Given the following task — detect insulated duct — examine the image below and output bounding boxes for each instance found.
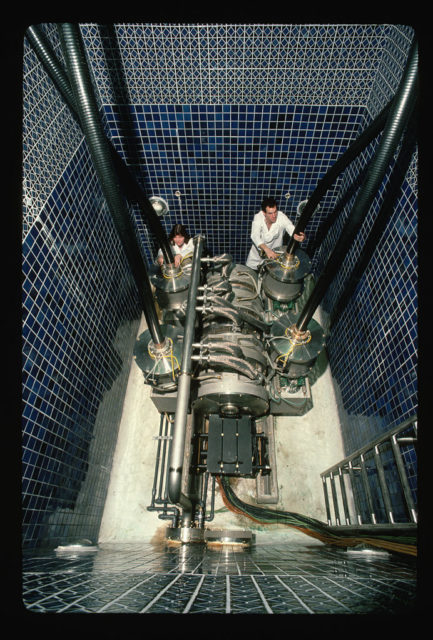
[295,38,418,333]
[26,24,174,266]
[284,97,394,258]
[328,104,417,329]
[58,22,164,345]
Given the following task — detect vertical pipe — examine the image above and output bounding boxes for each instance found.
[322,476,332,526]
[348,461,363,525]
[337,467,351,526]
[391,434,418,523]
[167,235,205,525]
[58,23,164,345]
[373,445,394,523]
[330,471,341,526]
[360,454,376,524]
[296,39,418,333]
[328,106,417,329]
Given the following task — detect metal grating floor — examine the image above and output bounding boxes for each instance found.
[22,542,417,614]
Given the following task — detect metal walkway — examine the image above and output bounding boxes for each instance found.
[22,541,416,614]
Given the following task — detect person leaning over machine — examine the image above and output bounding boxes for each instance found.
[246,197,305,271]
[157,223,194,268]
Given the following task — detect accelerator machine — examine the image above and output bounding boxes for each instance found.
[134,235,325,544]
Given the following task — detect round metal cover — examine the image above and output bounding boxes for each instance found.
[270,310,325,365]
[264,246,311,283]
[134,323,183,384]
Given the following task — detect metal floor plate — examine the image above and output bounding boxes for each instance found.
[22,542,417,614]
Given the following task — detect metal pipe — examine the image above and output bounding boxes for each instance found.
[57,23,164,345]
[391,434,417,523]
[167,235,205,525]
[296,39,418,333]
[26,24,174,265]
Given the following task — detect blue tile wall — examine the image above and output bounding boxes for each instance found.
[22,71,142,545]
[103,102,366,264]
[22,22,417,548]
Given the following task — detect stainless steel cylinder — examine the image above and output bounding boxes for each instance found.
[262,247,311,302]
[167,236,204,521]
[269,310,325,379]
[193,371,269,417]
[133,323,183,386]
[151,264,191,310]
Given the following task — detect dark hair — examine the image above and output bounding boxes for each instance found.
[261,197,278,212]
[168,223,191,244]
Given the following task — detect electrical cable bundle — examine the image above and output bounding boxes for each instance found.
[217,476,417,557]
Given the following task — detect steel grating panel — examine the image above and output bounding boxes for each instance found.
[22,543,417,614]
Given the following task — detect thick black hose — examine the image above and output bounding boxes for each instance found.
[26,24,174,265]
[329,105,417,330]
[285,99,394,256]
[296,39,418,333]
[306,163,369,256]
[57,23,164,344]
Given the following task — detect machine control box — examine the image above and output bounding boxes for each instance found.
[206,416,253,475]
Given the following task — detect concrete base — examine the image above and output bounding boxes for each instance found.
[98,309,346,546]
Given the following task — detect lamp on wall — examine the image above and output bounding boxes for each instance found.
[149,196,169,217]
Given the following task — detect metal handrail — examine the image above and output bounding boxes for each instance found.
[321,415,417,527]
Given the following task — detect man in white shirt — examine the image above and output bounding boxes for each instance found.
[246,197,305,270]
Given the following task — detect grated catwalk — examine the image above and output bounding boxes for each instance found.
[22,543,417,614]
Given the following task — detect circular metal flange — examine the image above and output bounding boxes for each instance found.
[264,247,311,283]
[133,323,183,386]
[270,310,325,378]
[205,529,254,547]
[262,248,311,302]
[193,371,269,417]
[151,266,192,310]
[165,527,206,544]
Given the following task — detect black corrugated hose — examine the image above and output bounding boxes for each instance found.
[26,24,174,266]
[296,38,418,333]
[57,23,164,345]
[285,99,394,256]
[328,101,418,329]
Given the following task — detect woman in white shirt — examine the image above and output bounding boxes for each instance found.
[157,224,194,268]
[246,197,305,270]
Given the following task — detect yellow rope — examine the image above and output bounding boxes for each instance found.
[276,328,312,368]
[180,252,193,264]
[276,254,300,271]
[147,337,180,381]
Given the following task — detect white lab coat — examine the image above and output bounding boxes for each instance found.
[157,238,194,262]
[246,210,295,269]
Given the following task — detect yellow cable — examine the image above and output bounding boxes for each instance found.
[276,329,312,368]
[276,254,300,271]
[147,337,180,381]
[180,252,193,264]
[162,267,183,279]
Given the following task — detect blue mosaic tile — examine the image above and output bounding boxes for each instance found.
[22,23,416,549]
